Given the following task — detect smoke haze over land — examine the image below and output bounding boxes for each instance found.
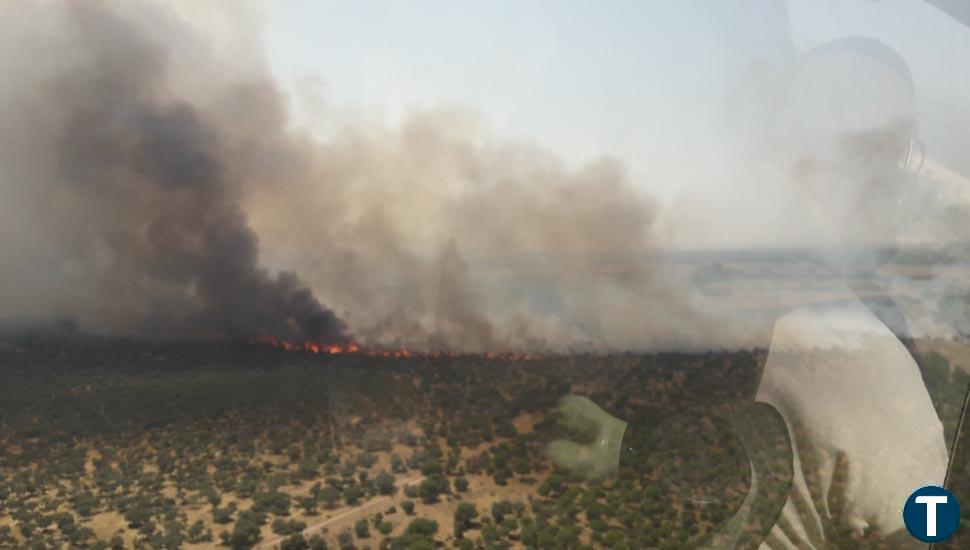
[0,1,732,351]
[1,1,966,351]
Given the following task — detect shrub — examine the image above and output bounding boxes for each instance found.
[406,518,438,537]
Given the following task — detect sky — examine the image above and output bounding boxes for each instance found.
[260,0,970,192]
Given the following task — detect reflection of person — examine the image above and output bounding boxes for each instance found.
[742,36,945,549]
[548,35,947,549]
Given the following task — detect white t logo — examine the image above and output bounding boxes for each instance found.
[915,495,948,537]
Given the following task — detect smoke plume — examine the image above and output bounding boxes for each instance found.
[0,1,736,351]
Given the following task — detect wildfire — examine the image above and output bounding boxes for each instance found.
[251,336,542,361]
[251,336,358,355]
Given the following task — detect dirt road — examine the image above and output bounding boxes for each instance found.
[257,475,424,548]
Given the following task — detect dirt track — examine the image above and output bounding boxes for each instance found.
[257,474,425,549]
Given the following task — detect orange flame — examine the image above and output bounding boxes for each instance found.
[251,336,541,361]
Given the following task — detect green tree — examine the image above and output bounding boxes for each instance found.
[281,533,310,550]
[187,519,211,543]
[418,478,441,504]
[374,471,396,495]
[229,511,264,549]
[272,518,307,535]
[453,502,478,539]
[491,500,513,524]
[124,504,151,528]
[308,534,328,549]
[319,486,340,509]
[354,518,370,538]
[253,489,291,516]
[212,507,234,524]
[297,495,318,515]
[406,517,438,537]
[337,530,354,550]
[203,486,221,508]
[343,485,363,506]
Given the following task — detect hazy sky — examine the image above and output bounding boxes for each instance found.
[262,0,970,190]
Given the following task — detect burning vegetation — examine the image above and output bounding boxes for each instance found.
[251,335,544,361]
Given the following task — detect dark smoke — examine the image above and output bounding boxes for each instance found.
[1,2,344,342]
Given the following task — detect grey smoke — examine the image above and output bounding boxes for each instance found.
[0,1,745,351]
